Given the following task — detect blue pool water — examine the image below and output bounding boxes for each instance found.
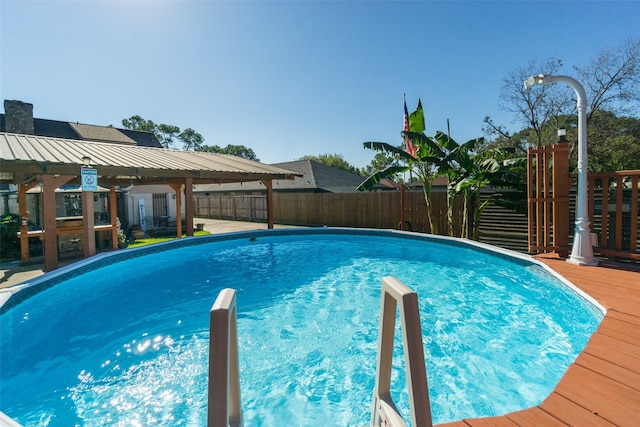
[0,230,603,426]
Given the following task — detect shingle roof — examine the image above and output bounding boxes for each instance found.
[0,114,162,148]
[0,132,298,185]
[69,122,137,144]
[195,159,367,193]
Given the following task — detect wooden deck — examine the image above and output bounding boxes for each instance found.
[437,255,640,427]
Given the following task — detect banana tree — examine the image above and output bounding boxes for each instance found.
[431,130,485,237]
[433,129,526,239]
[357,132,448,234]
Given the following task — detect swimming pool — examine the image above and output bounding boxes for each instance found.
[0,228,604,426]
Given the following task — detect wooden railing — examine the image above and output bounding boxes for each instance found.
[584,170,640,262]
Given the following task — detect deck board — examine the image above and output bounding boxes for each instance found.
[554,364,639,426]
[575,353,640,392]
[595,317,640,347]
[539,393,616,426]
[434,255,640,427]
[581,330,640,374]
[505,407,567,426]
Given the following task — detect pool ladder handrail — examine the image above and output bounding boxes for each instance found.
[370,276,433,427]
[208,288,243,427]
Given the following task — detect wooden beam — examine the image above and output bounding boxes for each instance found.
[185,178,194,236]
[170,183,183,238]
[18,183,30,264]
[17,179,39,264]
[82,191,96,257]
[110,185,118,249]
[262,179,274,229]
[42,174,74,272]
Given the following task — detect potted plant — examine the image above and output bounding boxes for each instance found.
[117,232,128,249]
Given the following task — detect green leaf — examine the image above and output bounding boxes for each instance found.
[409,99,425,133]
[356,165,409,191]
[402,132,446,158]
[362,141,416,162]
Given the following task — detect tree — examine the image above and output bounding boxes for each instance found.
[587,111,640,171]
[197,144,259,161]
[435,129,525,239]
[576,37,640,120]
[486,38,640,149]
[156,124,180,149]
[358,100,445,234]
[297,153,362,175]
[121,115,205,150]
[121,115,156,133]
[362,150,402,180]
[180,128,204,151]
[360,101,524,239]
[489,57,568,147]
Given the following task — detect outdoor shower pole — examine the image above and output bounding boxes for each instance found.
[524,74,598,265]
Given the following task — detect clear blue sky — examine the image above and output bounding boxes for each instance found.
[1,1,638,169]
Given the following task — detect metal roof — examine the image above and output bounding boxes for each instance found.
[0,132,299,185]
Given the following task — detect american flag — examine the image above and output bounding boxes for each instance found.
[404,97,418,158]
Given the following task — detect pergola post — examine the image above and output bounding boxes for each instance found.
[110,185,118,249]
[82,191,96,257]
[42,174,73,272]
[170,183,184,238]
[261,179,274,229]
[185,178,194,237]
[18,180,37,264]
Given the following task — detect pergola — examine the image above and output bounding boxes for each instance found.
[0,133,299,272]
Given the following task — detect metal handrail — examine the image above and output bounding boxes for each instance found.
[370,276,433,427]
[208,288,243,427]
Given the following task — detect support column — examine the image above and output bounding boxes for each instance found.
[110,185,118,249]
[170,183,183,238]
[262,179,274,229]
[42,174,73,272]
[18,180,37,264]
[185,178,194,236]
[82,191,96,257]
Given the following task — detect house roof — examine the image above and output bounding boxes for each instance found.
[69,122,137,144]
[0,114,162,148]
[0,132,299,186]
[195,159,369,193]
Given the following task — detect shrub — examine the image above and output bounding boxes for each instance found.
[0,214,20,259]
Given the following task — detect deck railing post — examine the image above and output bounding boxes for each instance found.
[371,276,432,427]
[208,288,243,427]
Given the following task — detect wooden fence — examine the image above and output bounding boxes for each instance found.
[195,190,461,235]
[194,189,533,251]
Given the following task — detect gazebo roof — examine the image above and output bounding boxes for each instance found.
[0,132,299,185]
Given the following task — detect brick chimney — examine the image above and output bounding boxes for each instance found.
[4,100,35,134]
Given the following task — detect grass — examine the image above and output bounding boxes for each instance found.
[127,230,211,248]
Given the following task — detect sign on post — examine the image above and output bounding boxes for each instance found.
[81,167,98,192]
